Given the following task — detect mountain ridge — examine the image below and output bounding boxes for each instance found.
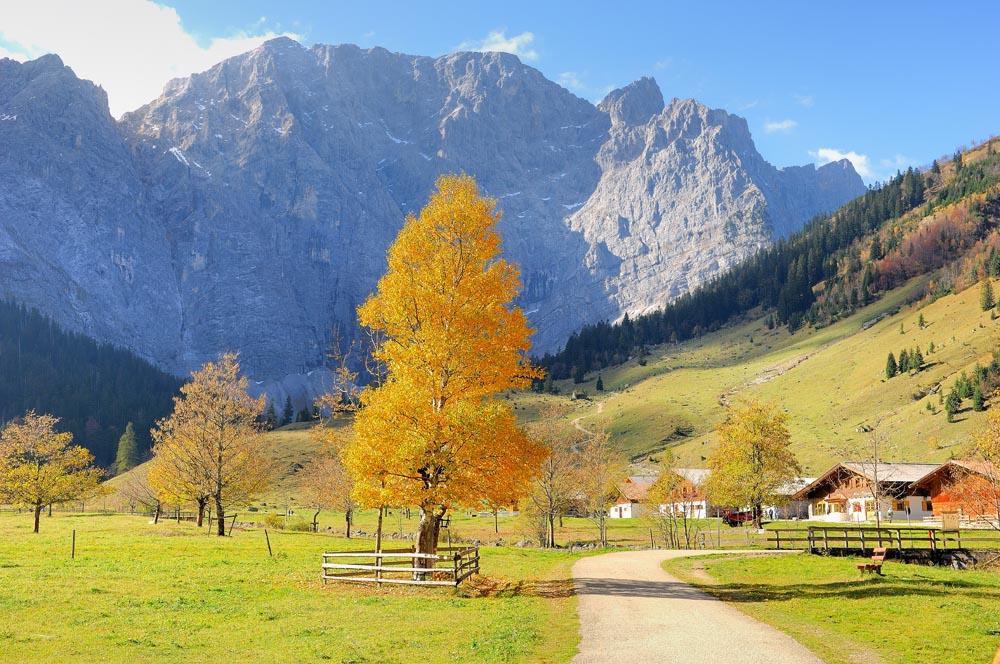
[0,38,864,381]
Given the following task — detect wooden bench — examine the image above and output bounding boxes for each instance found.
[856,547,887,575]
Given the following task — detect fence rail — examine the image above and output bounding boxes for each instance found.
[321,546,480,587]
[768,526,1000,553]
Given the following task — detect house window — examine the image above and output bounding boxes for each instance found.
[922,500,933,512]
[893,500,906,511]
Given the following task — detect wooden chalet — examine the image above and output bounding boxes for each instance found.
[610,475,655,519]
[791,462,940,523]
[610,469,711,519]
[910,460,1000,525]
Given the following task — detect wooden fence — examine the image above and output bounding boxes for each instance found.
[768,526,1000,553]
[321,546,480,587]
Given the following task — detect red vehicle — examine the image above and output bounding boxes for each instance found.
[721,509,754,527]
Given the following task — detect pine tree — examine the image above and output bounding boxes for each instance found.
[982,279,995,311]
[595,375,604,391]
[573,365,586,384]
[945,391,961,422]
[885,352,898,379]
[281,396,293,426]
[912,347,924,372]
[918,313,925,329]
[973,385,985,412]
[928,341,935,354]
[113,422,140,475]
[264,401,277,430]
[898,349,910,373]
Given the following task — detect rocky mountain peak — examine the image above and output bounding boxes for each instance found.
[598,76,665,126]
[0,45,865,384]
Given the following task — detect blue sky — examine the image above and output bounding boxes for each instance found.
[2,1,997,182]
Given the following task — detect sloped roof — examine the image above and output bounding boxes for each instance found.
[911,459,998,488]
[674,468,710,485]
[618,476,656,502]
[791,462,943,500]
[840,462,942,483]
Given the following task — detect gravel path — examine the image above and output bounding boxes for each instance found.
[571,549,823,664]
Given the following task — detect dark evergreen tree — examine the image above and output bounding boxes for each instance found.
[945,391,961,422]
[912,347,924,372]
[898,349,910,373]
[595,375,604,391]
[973,385,985,412]
[573,365,586,384]
[296,407,312,423]
[281,396,294,426]
[113,422,140,475]
[885,353,898,379]
[264,400,277,430]
[981,279,995,311]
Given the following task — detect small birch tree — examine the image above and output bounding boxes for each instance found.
[577,430,626,547]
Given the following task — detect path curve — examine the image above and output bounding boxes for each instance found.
[572,549,822,664]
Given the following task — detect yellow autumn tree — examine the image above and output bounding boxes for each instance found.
[150,352,272,536]
[345,174,545,561]
[706,399,801,529]
[0,411,104,533]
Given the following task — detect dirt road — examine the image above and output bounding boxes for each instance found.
[571,549,822,664]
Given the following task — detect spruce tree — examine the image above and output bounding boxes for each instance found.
[973,385,985,412]
[945,391,961,422]
[264,401,277,430]
[898,349,910,373]
[595,375,604,391]
[281,396,293,426]
[981,279,995,311]
[113,422,140,475]
[885,353,898,379]
[573,365,586,384]
[912,347,924,372]
[918,313,925,329]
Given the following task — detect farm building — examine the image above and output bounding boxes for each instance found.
[910,460,1000,526]
[792,462,940,523]
[609,475,655,519]
[610,469,711,519]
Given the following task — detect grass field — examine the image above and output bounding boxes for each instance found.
[665,553,1000,664]
[0,512,582,663]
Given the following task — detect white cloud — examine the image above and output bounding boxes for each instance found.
[654,58,673,70]
[764,119,797,134]
[810,147,873,179]
[793,93,815,108]
[459,30,538,61]
[0,1,300,117]
[879,154,913,173]
[557,71,585,91]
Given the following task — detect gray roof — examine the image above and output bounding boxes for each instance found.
[674,468,711,485]
[840,462,942,483]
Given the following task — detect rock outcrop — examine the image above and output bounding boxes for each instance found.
[0,38,865,380]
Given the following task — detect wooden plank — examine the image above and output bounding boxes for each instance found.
[323,563,458,574]
[322,551,446,560]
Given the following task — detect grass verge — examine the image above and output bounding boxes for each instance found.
[664,552,1000,664]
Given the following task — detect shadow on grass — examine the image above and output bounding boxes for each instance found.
[704,576,995,604]
[459,576,575,599]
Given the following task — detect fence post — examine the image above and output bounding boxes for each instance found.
[71,529,76,559]
[775,530,781,550]
[843,528,849,550]
[895,529,902,550]
[454,552,460,586]
[928,530,936,552]
[860,529,866,555]
[823,529,829,551]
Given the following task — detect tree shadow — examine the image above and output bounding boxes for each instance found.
[705,576,996,604]
[573,577,717,600]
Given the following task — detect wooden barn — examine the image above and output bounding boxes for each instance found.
[910,460,1000,525]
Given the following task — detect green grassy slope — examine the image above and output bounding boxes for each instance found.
[515,273,1000,474]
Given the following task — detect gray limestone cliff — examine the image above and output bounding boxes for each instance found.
[0,38,865,381]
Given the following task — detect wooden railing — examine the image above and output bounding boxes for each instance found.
[767,526,1000,552]
[321,546,480,587]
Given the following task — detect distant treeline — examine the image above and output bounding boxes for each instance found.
[0,301,182,467]
[539,149,1000,381]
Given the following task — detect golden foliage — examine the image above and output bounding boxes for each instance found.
[706,399,801,527]
[149,352,272,534]
[345,174,545,541]
[0,411,104,532]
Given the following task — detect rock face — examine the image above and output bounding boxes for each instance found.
[0,38,865,380]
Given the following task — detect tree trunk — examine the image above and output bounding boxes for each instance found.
[33,504,42,533]
[752,503,763,530]
[215,496,226,536]
[345,508,353,538]
[48,503,52,517]
[414,507,442,577]
[547,514,555,548]
[312,508,321,533]
[153,501,161,524]
[196,499,206,527]
[494,509,499,534]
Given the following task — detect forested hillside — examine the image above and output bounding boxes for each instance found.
[542,140,1000,381]
[0,301,182,467]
